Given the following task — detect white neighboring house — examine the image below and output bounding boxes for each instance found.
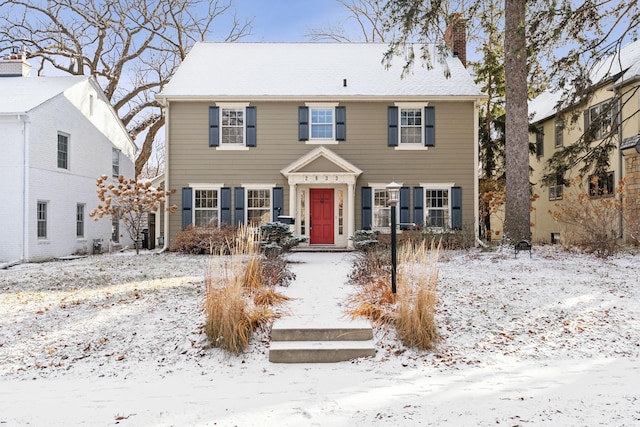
[0,52,137,263]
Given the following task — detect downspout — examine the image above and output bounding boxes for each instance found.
[21,114,29,262]
[616,87,624,239]
[474,99,481,247]
[160,101,170,253]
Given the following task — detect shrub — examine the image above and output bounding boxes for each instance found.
[258,222,307,254]
[549,176,622,257]
[170,224,237,255]
[203,226,292,354]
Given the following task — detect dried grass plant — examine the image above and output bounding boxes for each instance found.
[203,226,290,354]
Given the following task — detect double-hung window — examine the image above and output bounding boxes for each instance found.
[311,108,334,139]
[58,133,69,169]
[37,201,47,239]
[112,149,120,177]
[246,188,271,227]
[388,104,435,148]
[425,188,450,229]
[299,103,345,143]
[370,187,399,230]
[112,217,120,242]
[76,204,85,238]
[194,188,220,226]
[549,178,563,201]
[535,132,544,157]
[589,171,615,197]
[554,119,564,148]
[585,100,617,141]
[209,104,256,149]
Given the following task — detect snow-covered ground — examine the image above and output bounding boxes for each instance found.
[0,246,638,426]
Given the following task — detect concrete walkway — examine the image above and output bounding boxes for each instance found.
[269,251,375,362]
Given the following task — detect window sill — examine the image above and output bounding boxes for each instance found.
[37,239,50,244]
[306,140,339,145]
[216,146,250,151]
[394,145,429,151]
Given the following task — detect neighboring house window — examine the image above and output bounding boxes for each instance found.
[112,217,119,242]
[209,105,256,148]
[535,132,544,157]
[76,204,85,238]
[554,119,564,148]
[400,108,422,144]
[58,133,69,169]
[589,171,615,197]
[37,201,47,239]
[425,188,450,228]
[194,189,219,226]
[549,178,563,201]
[246,188,271,227]
[388,105,435,148]
[585,100,616,141]
[311,107,334,139]
[112,149,120,177]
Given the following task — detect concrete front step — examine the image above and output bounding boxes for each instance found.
[269,340,376,363]
[271,325,373,342]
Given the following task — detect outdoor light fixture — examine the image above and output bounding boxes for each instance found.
[387,181,401,294]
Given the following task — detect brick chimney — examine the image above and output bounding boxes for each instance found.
[444,16,467,68]
[0,47,32,77]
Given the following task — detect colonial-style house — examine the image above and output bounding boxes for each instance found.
[157,37,485,249]
[529,39,640,244]
[0,52,137,263]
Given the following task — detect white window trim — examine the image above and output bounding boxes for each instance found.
[37,200,48,240]
[242,184,275,226]
[369,182,402,231]
[216,102,250,150]
[420,183,454,230]
[394,102,430,150]
[305,102,339,144]
[57,132,70,170]
[76,203,85,239]
[189,183,224,227]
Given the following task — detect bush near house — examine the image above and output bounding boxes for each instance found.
[170,224,238,255]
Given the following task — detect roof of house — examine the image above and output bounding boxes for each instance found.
[158,42,485,100]
[529,38,640,123]
[0,75,88,114]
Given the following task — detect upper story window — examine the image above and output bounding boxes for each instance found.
[112,149,120,177]
[298,104,346,144]
[194,188,220,226]
[585,100,617,141]
[554,119,564,148]
[388,105,435,149]
[58,133,69,169]
[209,105,256,149]
[589,171,614,197]
[535,131,544,157]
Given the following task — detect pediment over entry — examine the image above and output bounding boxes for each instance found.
[280,146,363,177]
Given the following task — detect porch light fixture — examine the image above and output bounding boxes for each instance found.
[386,181,401,294]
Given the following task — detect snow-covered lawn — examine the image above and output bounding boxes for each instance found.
[1,247,638,426]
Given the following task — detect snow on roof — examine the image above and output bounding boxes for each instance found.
[529,38,640,123]
[0,75,88,114]
[159,42,484,99]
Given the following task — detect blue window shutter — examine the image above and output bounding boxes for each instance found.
[388,106,398,147]
[425,106,435,147]
[336,106,346,141]
[361,187,372,230]
[273,187,284,220]
[246,106,257,147]
[209,106,219,147]
[220,187,231,225]
[451,186,462,230]
[413,187,424,227]
[181,187,193,229]
[298,107,309,141]
[399,187,411,230]
[234,187,245,226]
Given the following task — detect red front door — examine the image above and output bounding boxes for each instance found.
[310,189,334,244]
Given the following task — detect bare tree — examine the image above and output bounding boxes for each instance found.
[306,0,388,42]
[0,0,252,177]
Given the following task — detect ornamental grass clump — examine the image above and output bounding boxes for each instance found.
[203,226,290,354]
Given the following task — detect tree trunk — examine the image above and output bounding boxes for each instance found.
[503,0,531,243]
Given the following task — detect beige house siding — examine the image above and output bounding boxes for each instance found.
[529,78,640,244]
[167,100,477,243]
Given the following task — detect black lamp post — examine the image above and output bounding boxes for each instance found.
[387,181,401,294]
